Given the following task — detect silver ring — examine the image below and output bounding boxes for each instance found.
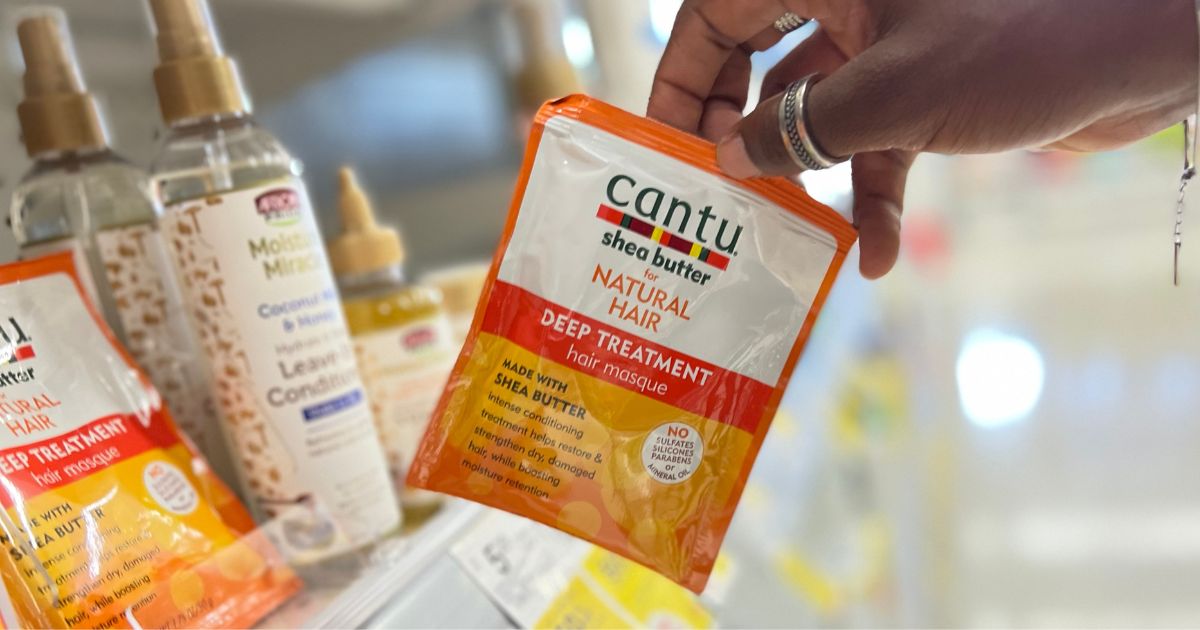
[773,12,809,34]
[778,74,843,172]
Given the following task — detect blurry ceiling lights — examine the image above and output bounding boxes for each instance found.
[956,329,1045,428]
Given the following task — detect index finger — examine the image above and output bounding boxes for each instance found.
[647,0,785,132]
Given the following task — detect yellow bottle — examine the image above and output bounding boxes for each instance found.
[330,167,457,525]
[421,263,489,344]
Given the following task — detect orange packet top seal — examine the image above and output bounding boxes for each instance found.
[0,252,299,629]
[409,95,856,593]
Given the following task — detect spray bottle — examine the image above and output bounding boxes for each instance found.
[8,9,237,490]
[146,0,399,558]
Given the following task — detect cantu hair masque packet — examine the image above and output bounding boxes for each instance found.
[409,96,856,592]
[0,253,298,628]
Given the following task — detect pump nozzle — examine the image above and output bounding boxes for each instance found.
[147,0,249,124]
[18,14,82,96]
[14,10,107,157]
[329,167,405,277]
[148,0,220,60]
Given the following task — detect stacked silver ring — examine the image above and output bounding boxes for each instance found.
[779,74,843,172]
[773,12,809,34]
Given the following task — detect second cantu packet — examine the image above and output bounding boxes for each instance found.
[409,95,856,592]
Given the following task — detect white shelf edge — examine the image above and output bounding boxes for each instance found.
[304,500,488,629]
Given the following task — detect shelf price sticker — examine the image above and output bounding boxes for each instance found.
[533,578,631,630]
[453,511,713,629]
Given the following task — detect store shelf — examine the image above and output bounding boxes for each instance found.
[364,542,513,629]
[304,501,492,629]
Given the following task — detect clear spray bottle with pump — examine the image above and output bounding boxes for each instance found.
[7,9,239,493]
[145,0,399,559]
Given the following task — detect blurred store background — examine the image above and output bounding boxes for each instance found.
[2,1,1199,628]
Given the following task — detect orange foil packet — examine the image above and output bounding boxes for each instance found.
[0,252,299,629]
[409,96,856,592]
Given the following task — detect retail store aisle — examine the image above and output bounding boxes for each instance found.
[893,146,1200,627]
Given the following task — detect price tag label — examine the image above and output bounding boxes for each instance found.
[453,511,713,629]
[452,511,589,627]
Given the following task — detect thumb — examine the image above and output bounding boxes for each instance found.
[717,42,926,177]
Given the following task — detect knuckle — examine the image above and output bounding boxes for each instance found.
[761,67,790,99]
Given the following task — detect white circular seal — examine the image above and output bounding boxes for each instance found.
[143,461,199,515]
[641,422,703,484]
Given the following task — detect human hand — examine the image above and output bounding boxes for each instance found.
[648,0,1199,278]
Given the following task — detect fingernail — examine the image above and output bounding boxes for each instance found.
[717,135,761,179]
